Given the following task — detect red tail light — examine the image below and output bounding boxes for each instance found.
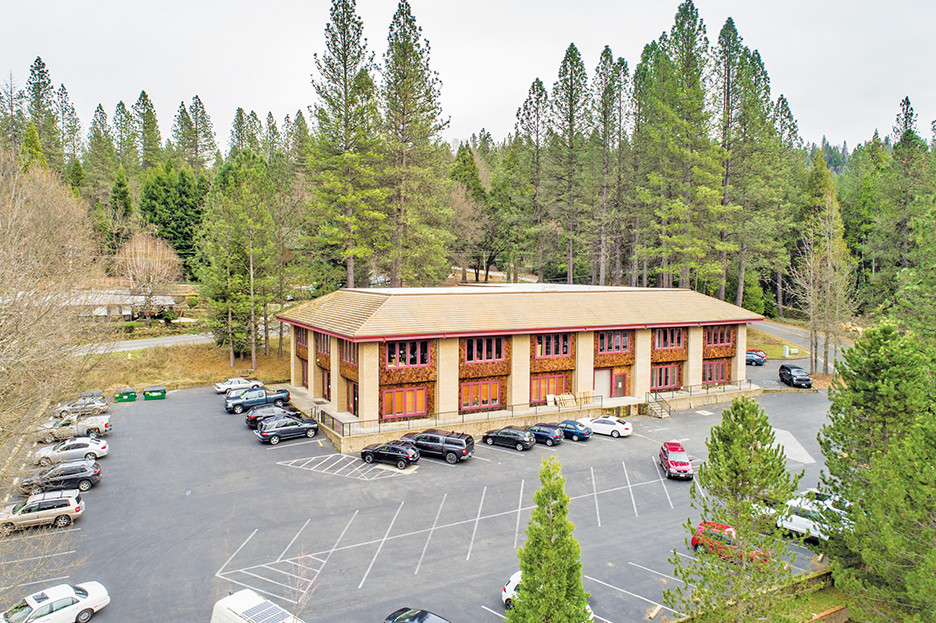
[462,448,467,455]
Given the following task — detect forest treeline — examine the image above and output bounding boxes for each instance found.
[2,0,934,361]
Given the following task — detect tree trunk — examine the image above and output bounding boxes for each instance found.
[735,248,746,307]
[776,270,783,318]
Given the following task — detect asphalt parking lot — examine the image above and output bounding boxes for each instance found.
[8,370,830,622]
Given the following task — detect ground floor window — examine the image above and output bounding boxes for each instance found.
[460,380,501,410]
[702,360,729,385]
[323,369,331,401]
[530,374,566,404]
[382,386,427,419]
[651,364,681,391]
[347,380,358,415]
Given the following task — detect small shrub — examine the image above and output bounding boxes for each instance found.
[122,321,144,334]
[186,295,199,309]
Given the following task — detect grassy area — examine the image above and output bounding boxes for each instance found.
[747,327,808,360]
[673,584,849,623]
[80,339,291,392]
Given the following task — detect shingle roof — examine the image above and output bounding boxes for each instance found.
[276,284,764,340]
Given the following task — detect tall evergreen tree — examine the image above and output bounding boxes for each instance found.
[507,457,590,623]
[25,57,62,171]
[132,91,162,172]
[515,78,549,281]
[172,96,216,177]
[261,112,280,162]
[113,101,139,175]
[380,0,451,286]
[229,107,253,157]
[55,84,82,167]
[548,43,590,284]
[83,104,118,207]
[22,121,48,169]
[287,109,311,167]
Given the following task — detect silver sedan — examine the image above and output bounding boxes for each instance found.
[34,438,109,466]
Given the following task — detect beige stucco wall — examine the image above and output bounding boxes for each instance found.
[330,340,340,409]
[734,324,748,381]
[574,331,594,394]
[686,326,703,386]
[289,329,298,387]
[358,342,379,421]
[510,334,531,405]
[633,329,652,398]
[437,337,460,414]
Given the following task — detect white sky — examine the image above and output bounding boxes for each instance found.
[4,0,934,153]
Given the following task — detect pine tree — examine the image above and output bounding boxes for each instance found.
[83,104,118,207]
[229,107,252,157]
[113,101,139,175]
[172,96,216,177]
[261,112,280,162]
[548,43,590,284]
[139,161,207,278]
[380,0,451,287]
[0,71,27,153]
[666,396,800,622]
[515,78,549,281]
[55,84,82,167]
[287,109,311,167]
[507,456,590,623]
[171,101,195,167]
[22,121,48,169]
[132,91,162,172]
[25,57,62,171]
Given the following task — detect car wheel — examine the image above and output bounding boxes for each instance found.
[269,435,280,445]
[54,515,72,528]
[572,434,580,442]
[85,452,97,461]
[88,430,100,439]
[39,457,51,467]
[515,442,524,452]
[485,437,494,445]
[251,384,260,389]
[305,428,316,438]
[233,405,244,414]
[78,480,92,491]
[274,399,284,407]
[59,410,69,418]
[76,608,94,623]
[504,598,513,610]
[1,523,14,536]
[611,430,620,438]
[396,459,407,470]
[91,408,101,415]
[445,452,458,464]
[363,453,374,463]
[545,438,554,447]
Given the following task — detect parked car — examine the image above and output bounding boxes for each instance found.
[20,460,102,494]
[399,429,474,464]
[211,589,303,623]
[55,396,108,418]
[244,404,301,429]
[37,414,111,443]
[578,416,632,438]
[746,351,767,366]
[361,441,420,470]
[524,423,564,447]
[384,608,451,623]
[690,521,769,563]
[2,581,110,623]
[34,438,108,466]
[215,377,265,394]
[775,495,830,541]
[659,441,694,480]
[226,388,291,414]
[778,364,812,388]
[556,420,592,441]
[254,416,318,445]
[482,427,535,451]
[0,490,85,535]
[747,349,768,359]
[501,571,593,619]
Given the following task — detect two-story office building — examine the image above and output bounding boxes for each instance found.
[276,284,763,430]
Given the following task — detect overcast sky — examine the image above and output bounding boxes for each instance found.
[4,0,934,153]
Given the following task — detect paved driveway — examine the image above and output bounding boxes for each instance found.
[7,387,831,622]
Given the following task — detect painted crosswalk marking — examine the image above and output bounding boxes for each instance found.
[277,453,411,480]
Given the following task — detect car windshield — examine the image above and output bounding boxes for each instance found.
[791,368,807,375]
[669,452,690,463]
[69,585,87,598]
[3,600,32,623]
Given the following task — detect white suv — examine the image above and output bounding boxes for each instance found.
[777,491,848,541]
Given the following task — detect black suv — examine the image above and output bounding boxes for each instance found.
[779,364,813,388]
[399,429,474,464]
[255,416,318,445]
[244,404,301,429]
[482,427,535,451]
[20,460,102,494]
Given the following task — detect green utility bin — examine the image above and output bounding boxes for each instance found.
[114,388,137,402]
[143,386,166,400]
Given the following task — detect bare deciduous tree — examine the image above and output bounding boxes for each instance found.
[114,230,182,324]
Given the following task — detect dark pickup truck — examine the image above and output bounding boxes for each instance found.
[225,388,291,414]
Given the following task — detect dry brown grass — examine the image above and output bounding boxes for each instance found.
[747,327,809,360]
[81,340,291,393]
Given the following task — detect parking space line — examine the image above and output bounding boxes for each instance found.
[240,568,296,591]
[218,575,298,604]
[415,493,447,575]
[277,519,310,562]
[513,479,524,550]
[593,615,613,623]
[0,551,75,566]
[481,605,505,619]
[621,461,638,518]
[584,575,681,616]
[466,486,487,561]
[482,445,527,456]
[265,439,321,449]
[652,458,674,509]
[628,561,692,586]
[4,527,81,542]
[473,455,492,462]
[218,529,257,575]
[591,467,601,527]
[0,575,69,591]
[358,501,403,589]
[320,509,356,570]
[331,458,360,476]
[317,455,347,471]
[675,551,695,560]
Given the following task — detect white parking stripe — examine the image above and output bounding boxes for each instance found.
[217,575,297,604]
[481,605,506,619]
[466,486,487,561]
[513,480,524,550]
[591,467,601,527]
[277,519,310,562]
[265,438,320,449]
[0,550,76,566]
[585,575,681,616]
[628,561,693,586]
[0,575,70,591]
[358,501,403,589]
[217,529,257,575]
[622,460,638,518]
[652,457,674,509]
[415,494,447,575]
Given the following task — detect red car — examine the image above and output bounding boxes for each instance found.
[691,522,769,563]
[659,441,694,480]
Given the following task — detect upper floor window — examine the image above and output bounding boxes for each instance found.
[535,333,570,358]
[340,339,358,365]
[465,336,504,363]
[704,326,733,347]
[296,327,308,347]
[315,332,330,355]
[597,330,630,354]
[387,340,430,368]
[654,328,684,350]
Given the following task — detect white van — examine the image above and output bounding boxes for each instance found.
[211,589,306,623]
